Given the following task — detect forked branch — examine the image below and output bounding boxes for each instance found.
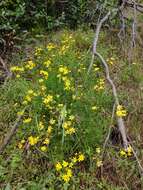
[87,10,143,175]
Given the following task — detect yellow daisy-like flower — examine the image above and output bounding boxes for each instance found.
[66,168,72,178]
[17,110,25,116]
[65,127,76,135]
[38,121,44,130]
[120,150,127,157]
[43,138,50,145]
[116,105,127,117]
[23,117,32,124]
[126,145,133,156]
[40,146,47,152]
[55,162,62,171]
[28,136,39,146]
[96,160,103,167]
[62,161,68,168]
[71,157,77,163]
[78,154,85,162]
[47,126,53,134]
[61,174,70,183]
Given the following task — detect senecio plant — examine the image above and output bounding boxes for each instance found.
[10,31,132,186]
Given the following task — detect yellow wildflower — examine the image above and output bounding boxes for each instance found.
[38,121,44,130]
[69,162,74,168]
[40,70,49,79]
[35,47,42,56]
[65,127,76,135]
[38,78,44,83]
[43,95,53,105]
[28,136,39,146]
[69,115,75,121]
[59,66,70,75]
[127,145,133,156]
[16,74,20,78]
[17,110,24,116]
[40,146,47,152]
[43,138,50,145]
[61,174,70,183]
[18,140,25,149]
[47,43,56,51]
[23,118,32,124]
[25,60,35,70]
[43,60,51,67]
[78,154,85,162]
[72,157,77,163]
[47,126,53,134]
[10,66,24,72]
[49,118,56,125]
[62,161,68,168]
[55,162,62,171]
[116,105,127,117]
[120,150,127,157]
[66,169,72,178]
[96,160,103,167]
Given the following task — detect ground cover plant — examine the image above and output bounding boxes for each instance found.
[0,28,143,189]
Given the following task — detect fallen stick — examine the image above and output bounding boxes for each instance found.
[0,109,25,154]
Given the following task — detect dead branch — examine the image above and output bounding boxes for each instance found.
[95,52,128,149]
[87,8,143,176]
[0,109,25,154]
[87,11,111,74]
[0,56,11,78]
[87,10,128,149]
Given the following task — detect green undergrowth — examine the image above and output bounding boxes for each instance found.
[0,29,143,189]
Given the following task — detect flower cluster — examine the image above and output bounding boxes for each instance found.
[93,147,103,168]
[28,136,39,146]
[47,43,56,51]
[25,60,36,70]
[59,34,75,55]
[34,47,43,56]
[10,66,24,78]
[94,79,105,91]
[40,70,49,79]
[62,117,76,135]
[120,145,133,157]
[57,65,73,91]
[116,105,127,117]
[22,89,37,105]
[43,94,53,109]
[107,57,116,65]
[55,153,85,183]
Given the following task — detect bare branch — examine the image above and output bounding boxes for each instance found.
[87,11,111,74]
[0,109,25,154]
[95,52,128,149]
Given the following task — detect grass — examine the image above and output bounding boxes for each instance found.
[0,29,143,189]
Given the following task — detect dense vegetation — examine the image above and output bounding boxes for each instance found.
[1,1,143,189]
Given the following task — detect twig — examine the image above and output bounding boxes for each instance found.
[0,57,9,73]
[102,103,116,154]
[100,103,116,176]
[0,109,25,154]
[127,136,143,176]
